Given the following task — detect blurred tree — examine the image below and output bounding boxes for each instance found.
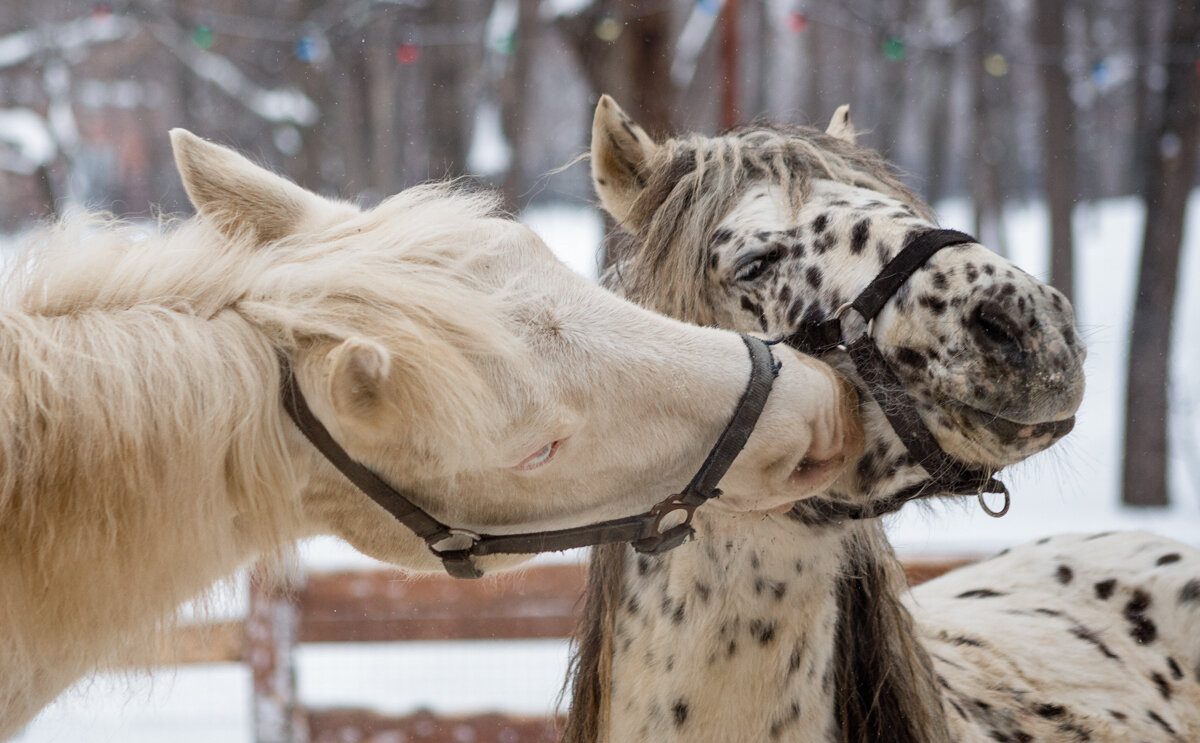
[718,0,740,129]
[500,0,540,212]
[1035,0,1078,303]
[424,0,494,179]
[871,0,914,160]
[555,0,675,137]
[969,0,1009,256]
[1122,0,1200,507]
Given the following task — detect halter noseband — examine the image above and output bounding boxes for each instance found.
[280,334,779,579]
[784,228,1009,524]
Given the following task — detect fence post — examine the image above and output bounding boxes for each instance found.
[246,564,306,743]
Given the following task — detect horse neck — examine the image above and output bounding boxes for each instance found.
[600,511,845,742]
[0,306,303,727]
[594,513,952,743]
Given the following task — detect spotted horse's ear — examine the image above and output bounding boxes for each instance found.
[826,104,857,145]
[590,94,661,229]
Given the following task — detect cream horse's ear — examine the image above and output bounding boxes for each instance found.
[591,94,661,228]
[170,128,329,245]
[826,104,856,144]
[327,337,392,422]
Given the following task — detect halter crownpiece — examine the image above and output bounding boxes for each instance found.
[783,228,1009,523]
[279,334,779,579]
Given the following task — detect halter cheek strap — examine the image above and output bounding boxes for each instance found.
[280,334,779,579]
[784,229,1009,523]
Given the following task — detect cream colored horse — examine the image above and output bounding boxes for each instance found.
[0,131,860,736]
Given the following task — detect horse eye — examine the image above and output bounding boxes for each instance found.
[514,440,562,471]
[736,259,768,282]
[735,247,782,282]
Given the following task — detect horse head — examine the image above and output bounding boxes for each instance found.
[590,96,1085,507]
[170,130,862,574]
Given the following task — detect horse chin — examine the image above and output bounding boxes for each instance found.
[932,399,1075,467]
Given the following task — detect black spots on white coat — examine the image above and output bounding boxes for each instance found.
[1124,589,1158,644]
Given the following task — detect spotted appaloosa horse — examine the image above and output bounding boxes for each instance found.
[561,96,1200,743]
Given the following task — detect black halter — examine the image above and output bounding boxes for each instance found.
[280,334,779,579]
[783,228,1009,524]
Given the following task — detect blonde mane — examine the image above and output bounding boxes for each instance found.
[0,183,522,718]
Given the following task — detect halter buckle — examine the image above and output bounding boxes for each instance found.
[427,527,483,556]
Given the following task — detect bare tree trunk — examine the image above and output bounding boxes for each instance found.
[1121,0,1200,507]
[1131,0,1167,195]
[34,164,59,220]
[555,1,675,136]
[367,13,400,195]
[969,2,1007,255]
[553,1,676,270]
[500,0,540,211]
[923,49,952,203]
[872,0,912,159]
[424,0,493,179]
[750,0,770,118]
[1035,0,1078,302]
[803,15,825,121]
[719,0,741,129]
[329,40,372,195]
[625,0,675,136]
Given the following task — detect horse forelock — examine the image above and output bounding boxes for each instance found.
[605,123,934,326]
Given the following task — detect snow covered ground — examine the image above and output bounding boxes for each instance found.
[13,194,1200,740]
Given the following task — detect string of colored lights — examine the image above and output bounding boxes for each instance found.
[82,0,1199,76]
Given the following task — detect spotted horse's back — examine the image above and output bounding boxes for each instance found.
[908,531,1200,742]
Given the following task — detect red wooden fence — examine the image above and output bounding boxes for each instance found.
[161,557,975,743]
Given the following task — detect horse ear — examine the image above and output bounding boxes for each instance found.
[826,104,857,144]
[170,128,328,245]
[591,94,661,227]
[327,337,392,422]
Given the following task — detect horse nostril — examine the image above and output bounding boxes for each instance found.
[970,300,1024,359]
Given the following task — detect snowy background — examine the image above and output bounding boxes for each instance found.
[3,0,1199,739]
[13,191,1200,742]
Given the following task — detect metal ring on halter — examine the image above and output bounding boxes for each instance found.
[427,527,483,556]
[648,494,700,535]
[976,485,1011,518]
[833,302,873,349]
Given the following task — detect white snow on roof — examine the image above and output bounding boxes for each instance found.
[0,28,37,69]
[0,15,135,71]
[0,107,56,174]
[544,0,594,18]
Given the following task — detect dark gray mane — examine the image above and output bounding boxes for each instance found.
[564,122,952,743]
